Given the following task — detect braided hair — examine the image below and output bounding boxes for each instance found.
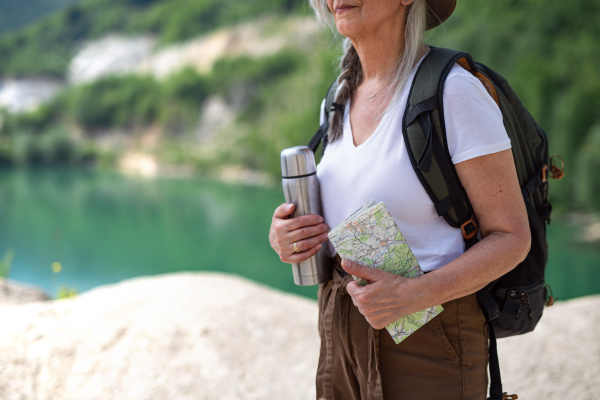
[328,39,362,142]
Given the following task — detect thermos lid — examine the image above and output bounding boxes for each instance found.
[281,146,317,178]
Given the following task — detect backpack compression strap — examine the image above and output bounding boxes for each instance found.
[401,47,505,400]
[308,80,339,155]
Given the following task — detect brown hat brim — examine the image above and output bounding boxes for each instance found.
[426,0,457,30]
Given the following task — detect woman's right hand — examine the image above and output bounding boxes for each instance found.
[269,203,330,264]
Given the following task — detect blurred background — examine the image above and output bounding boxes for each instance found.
[0,0,598,302]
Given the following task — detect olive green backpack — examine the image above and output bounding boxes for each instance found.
[308,47,564,400]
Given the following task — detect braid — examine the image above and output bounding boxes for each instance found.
[327,39,362,143]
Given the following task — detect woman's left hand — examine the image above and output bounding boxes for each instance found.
[342,259,429,330]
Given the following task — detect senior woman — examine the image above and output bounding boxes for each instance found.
[269,0,531,399]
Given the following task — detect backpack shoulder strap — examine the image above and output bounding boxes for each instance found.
[401,47,478,246]
[308,79,339,154]
[404,47,508,400]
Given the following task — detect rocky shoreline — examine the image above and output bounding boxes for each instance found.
[0,273,597,400]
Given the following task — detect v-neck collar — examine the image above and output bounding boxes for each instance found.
[341,48,431,155]
[343,97,391,154]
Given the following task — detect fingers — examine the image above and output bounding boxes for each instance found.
[341,259,382,283]
[286,223,329,244]
[285,214,324,231]
[273,203,295,219]
[272,209,324,243]
[271,203,328,263]
[274,222,328,261]
[346,280,364,298]
[346,272,415,330]
[279,232,327,262]
[285,243,323,263]
[273,203,324,228]
[293,232,329,252]
[347,281,382,327]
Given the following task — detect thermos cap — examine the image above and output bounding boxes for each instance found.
[281,146,317,178]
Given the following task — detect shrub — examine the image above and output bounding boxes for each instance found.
[37,126,75,164]
[164,67,210,107]
[0,249,15,279]
[66,75,164,130]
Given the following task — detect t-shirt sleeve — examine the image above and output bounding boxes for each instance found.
[442,66,511,164]
[319,98,326,125]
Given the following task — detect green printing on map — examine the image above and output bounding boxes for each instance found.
[328,200,444,345]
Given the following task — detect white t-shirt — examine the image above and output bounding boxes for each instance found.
[317,54,511,272]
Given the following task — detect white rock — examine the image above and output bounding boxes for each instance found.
[0,272,319,400]
[0,279,50,306]
[137,16,321,79]
[196,96,236,143]
[69,35,156,84]
[0,272,597,400]
[0,78,63,114]
[498,295,600,399]
[67,16,321,86]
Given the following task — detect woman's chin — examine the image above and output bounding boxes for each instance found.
[335,21,361,38]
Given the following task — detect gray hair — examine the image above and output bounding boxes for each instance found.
[309,0,429,143]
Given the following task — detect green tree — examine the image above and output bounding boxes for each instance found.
[430,0,600,210]
[576,124,600,210]
[66,75,163,130]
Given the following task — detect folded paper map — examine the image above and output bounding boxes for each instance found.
[328,200,443,344]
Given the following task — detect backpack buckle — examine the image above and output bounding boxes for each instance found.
[544,284,556,307]
[549,154,565,180]
[461,220,478,240]
[541,165,548,182]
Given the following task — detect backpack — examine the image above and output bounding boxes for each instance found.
[308,47,565,400]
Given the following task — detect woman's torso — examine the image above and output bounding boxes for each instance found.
[316,55,511,272]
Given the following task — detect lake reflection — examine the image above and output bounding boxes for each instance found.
[0,168,598,301]
[0,169,317,299]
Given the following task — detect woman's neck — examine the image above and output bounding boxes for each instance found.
[346,17,405,83]
[346,19,428,85]
[352,40,402,83]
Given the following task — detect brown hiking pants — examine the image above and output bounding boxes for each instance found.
[316,256,489,400]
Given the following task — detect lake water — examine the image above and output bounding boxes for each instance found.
[1,168,598,302]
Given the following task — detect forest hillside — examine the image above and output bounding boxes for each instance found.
[0,0,597,211]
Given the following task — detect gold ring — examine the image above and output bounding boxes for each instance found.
[293,242,300,253]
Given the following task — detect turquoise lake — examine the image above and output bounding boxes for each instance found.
[1,168,598,301]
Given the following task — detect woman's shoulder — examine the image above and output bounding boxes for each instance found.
[442,63,499,109]
[441,63,511,164]
[445,62,478,82]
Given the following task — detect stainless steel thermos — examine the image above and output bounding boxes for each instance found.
[280,146,332,286]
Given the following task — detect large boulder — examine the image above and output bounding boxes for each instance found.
[0,272,597,400]
[0,279,50,306]
[0,273,319,400]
